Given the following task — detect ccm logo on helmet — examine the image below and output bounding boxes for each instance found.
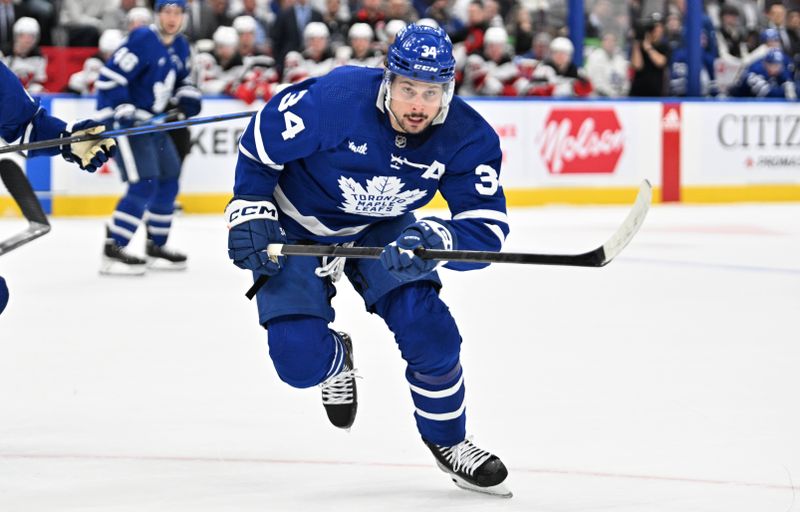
[413,64,438,72]
[225,199,279,228]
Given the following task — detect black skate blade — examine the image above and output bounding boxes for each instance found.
[435,462,513,498]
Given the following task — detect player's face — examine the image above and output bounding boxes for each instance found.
[389,77,444,134]
[158,5,185,35]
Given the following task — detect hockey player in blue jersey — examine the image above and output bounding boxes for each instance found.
[226,24,511,496]
[0,59,116,315]
[96,0,202,275]
[731,48,797,99]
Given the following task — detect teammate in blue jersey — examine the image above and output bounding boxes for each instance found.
[96,0,202,275]
[227,24,511,496]
[731,48,797,99]
[0,60,116,316]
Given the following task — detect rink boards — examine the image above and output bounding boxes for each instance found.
[2,96,799,216]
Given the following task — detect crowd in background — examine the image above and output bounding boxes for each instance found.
[1,0,798,100]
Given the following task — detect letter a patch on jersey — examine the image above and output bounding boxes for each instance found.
[338,176,427,217]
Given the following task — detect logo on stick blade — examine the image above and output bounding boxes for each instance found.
[538,109,625,174]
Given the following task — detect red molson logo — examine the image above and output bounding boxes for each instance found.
[538,109,625,174]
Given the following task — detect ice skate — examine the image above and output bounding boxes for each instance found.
[146,239,188,270]
[424,437,512,498]
[320,332,357,429]
[100,232,146,276]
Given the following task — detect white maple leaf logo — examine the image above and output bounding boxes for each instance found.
[338,176,428,217]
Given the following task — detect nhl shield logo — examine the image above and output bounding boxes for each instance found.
[395,135,407,148]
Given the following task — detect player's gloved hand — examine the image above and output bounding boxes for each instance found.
[176,94,202,118]
[112,103,137,129]
[225,197,286,276]
[60,119,116,173]
[380,218,455,281]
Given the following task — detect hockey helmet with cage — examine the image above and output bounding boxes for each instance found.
[155,0,187,11]
[386,23,455,84]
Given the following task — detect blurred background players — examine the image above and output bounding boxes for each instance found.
[2,17,46,94]
[95,0,201,275]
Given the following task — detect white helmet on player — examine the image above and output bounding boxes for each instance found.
[213,25,239,48]
[127,7,153,30]
[483,26,508,46]
[233,15,258,34]
[99,29,124,55]
[550,36,575,56]
[13,17,40,40]
[348,22,374,41]
[304,21,330,41]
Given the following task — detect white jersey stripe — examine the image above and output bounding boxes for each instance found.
[485,223,506,246]
[452,209,509,224]
[274,185,370,238]
[112,210,142,226]
[415,400,466,422]
[108,223,136,240]
[408,374,464,399]
[253,108,279,166]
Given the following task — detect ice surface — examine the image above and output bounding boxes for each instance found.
[1,203,799,511]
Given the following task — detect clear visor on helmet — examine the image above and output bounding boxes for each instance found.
[383,68,454,112]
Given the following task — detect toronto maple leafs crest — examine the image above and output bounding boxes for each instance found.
[338,176,428,217]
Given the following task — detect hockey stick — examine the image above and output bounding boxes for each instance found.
[0,110,256,156]
[245,180,652,299]
[0,160,51,256]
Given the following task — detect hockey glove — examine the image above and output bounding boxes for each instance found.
[380,218,455,281]
[225,197,286,276]
[60,119,116,173]
[176,95,202,118]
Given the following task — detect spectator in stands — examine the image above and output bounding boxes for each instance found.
[3,17,46,93]
[669,29,718,96]
[386,0,417,23]
[535,36,593,97]
[765,0,791,52]
[301,21,334,76]
[66,28,124,95]
[717,3,748,59]
[382,18,406,49]
[321,0,350,49]
[509,6,534,55]
[475,26,517,95]
[527,31,551,60]
[184,0,219,41]
[127,7,154,32]
[102,0,140,33]
[234,15,265,56]
[629,14,669,96]
[584,32,629,97]
[354,0,386,32]
[585,0,614,39]
[450,0,489,55]
[788,8,800,70]
[731,47,796,99]
[271,0,324,69]
[210,0,234,28]
[338,22,382,66]
[482,0,503,27]
[744,27,786,67]
[232,0,272,52]
[195,26,244,94]
[423,0,464,36]
[60,0,117,46]
[0,0,25,54]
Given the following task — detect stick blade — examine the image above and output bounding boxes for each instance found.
[598,179,652,266]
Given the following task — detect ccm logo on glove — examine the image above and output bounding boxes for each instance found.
[226,199,278,228]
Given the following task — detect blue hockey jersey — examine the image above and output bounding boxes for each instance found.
[0,61,65,157]
[234,66,509,271]
[96,25,196,116]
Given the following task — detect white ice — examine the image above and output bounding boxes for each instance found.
[1,202,799,512]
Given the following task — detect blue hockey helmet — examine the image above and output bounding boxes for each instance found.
[760,27,780,43]
[155,0,187,11]
[386,24,456,84]
[764,48,785,65]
